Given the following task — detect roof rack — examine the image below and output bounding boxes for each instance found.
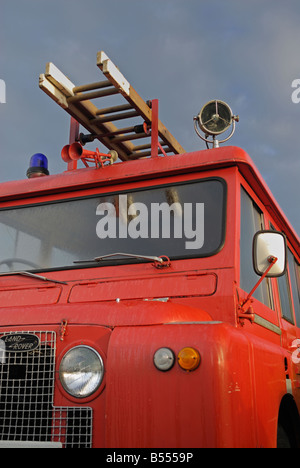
[39,51,185,167]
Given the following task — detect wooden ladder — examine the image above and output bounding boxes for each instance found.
[39,51,185,163]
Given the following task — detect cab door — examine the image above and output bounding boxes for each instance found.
[280,249,300,401]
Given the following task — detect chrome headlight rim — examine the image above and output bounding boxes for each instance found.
[59,345,104,399]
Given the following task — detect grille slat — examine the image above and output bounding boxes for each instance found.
[0,331,92,448]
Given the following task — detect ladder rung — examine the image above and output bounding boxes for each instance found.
[133,141,167,151]
[112,133,149,143]
[68,87,119,102]
[100,126,137,137]
[86,126,137,140]
[96,103,132,116]
[92,110,139,123]
[73,80,113,93]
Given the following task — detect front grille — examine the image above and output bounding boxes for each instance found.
[0,331,92,448]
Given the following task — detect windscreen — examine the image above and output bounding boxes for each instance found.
[0,178,226,272]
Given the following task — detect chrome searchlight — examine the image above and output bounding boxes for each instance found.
[26,153,49,178]
[194,100,239,148]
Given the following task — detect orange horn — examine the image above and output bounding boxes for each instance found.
[61,145,71,162]
[69,142,96,161]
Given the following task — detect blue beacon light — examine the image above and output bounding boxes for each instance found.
[27,153,49,179]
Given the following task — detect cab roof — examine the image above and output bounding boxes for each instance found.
[0,145,299,253]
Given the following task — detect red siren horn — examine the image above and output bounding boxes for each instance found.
[61,145,72,162]
[61,142,118,167]
[69,142,96,161]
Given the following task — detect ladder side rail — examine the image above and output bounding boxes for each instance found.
[40,52,185,163]
[40,69,136,161]
[97,52,185,155]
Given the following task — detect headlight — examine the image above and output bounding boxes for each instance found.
[59,346,104,398]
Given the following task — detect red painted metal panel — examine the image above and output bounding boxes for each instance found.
[0,286,62,307]
[105,323,262,448]
[68,272,217,303]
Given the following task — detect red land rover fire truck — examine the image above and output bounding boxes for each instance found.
[0,52,299,449]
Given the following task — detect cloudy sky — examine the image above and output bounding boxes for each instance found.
[1,0,300,235]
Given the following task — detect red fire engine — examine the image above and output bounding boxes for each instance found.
[0,52,299,448]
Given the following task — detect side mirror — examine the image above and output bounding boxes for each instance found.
[253,230,287,277]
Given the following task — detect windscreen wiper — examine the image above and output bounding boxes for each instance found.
[74,252,164,264]
[0,271,67,285]
[74,252,170,266]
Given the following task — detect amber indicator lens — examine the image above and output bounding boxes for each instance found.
[178,347,201,371]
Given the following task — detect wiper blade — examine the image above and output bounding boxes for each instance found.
[74,252,165,264]
[0,271,67,285]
